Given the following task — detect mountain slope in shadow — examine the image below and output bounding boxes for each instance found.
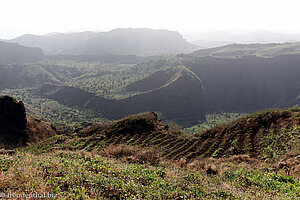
[36,66,205,126]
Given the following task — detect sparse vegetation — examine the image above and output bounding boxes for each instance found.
[0,150,299,199]
[0,97,299,199]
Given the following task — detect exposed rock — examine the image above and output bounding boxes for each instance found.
[0,96,57,148]
[0,96,27,148]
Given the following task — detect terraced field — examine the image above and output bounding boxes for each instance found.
[31,108,300,163]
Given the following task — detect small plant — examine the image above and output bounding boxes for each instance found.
[211,148,220,158]
[0,158,14,171]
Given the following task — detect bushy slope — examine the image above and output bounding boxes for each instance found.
[193,108,300,160]
[125,66,202,93]
[125,67,179,92]
[0,63,80,90]
[36,66,205,126]
[35,84,95,107]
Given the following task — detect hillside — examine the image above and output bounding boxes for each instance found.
[125,66,190,92]
[10,28,198,56]
[35,84,96,107]
[186,55,300,112]
[192,42,300,58]
[0,63,80,90]
[111,67,205,126]
[28,108,299,162]
[141,54,300,113]
[1,104,299,199]
[35,66,205,126]
[0,41,44,64]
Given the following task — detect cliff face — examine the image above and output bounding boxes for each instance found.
[0,96,27,148]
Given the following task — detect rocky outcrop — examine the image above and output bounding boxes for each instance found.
[0,96,27,148]
[0,95,59,148]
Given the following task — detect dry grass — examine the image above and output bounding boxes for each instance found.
[26,118,57,144]
[0,152,53,195]
[0,149,299,199]
[178,158,187,168]
[188,155,260,174]
[78,122,111,137]
[186,154,300,179]
[101,144,160,165]
[286,156,300,178]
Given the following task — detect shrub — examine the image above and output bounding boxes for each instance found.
[166,121,183,136]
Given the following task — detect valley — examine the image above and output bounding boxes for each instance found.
[1,51,300,127]
[0,28,299,199]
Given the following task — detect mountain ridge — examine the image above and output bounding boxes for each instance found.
[0,41,44,64]
[9,28,198,56]
[35,66,205,126]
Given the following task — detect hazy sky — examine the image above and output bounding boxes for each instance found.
[1,0,300,39]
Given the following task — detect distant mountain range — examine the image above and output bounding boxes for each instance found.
[0,39,160,65]
[192,30,300,48]
[9,28,198,56]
